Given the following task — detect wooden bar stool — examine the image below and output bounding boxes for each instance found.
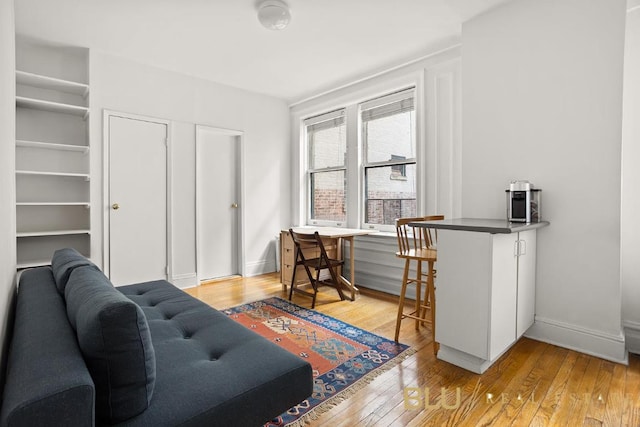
[394,215,444,355]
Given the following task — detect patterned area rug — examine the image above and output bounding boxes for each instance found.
[223,297,414,427]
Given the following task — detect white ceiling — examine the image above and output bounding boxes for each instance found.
[15,0,513,104]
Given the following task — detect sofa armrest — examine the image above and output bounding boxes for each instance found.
[0,267,95,427]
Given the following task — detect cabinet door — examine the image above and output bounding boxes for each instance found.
[436,229,493,359]
[489,233,519,360]
[516,230,537,337]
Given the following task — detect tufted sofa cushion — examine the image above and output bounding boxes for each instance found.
[117,280,313,427]
[51,247,98,294]
[65,266,156,424]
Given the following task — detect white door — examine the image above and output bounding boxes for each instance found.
[109,115,168,285]
[197,126,239,281]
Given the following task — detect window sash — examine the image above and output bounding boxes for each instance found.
[360,88,417,230]
[363,162,417,227]
[306,109,346,171]
[309,169,347,224]
[305,108,348,225]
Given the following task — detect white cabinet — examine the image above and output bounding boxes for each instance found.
[434,228,537,373]
[15,63,90,268]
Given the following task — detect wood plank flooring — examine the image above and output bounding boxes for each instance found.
[185,273,640,426]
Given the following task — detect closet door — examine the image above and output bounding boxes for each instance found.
[108,114,167,285]
[196,126,240,281]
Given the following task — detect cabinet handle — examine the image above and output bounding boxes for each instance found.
[514,240,527,256]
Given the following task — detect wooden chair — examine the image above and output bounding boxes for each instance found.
[394,215,444,355]
[288,229,346,308]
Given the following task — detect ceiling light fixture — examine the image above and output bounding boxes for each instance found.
[257,0,292,31]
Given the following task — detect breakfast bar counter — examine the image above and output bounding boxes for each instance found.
[410,218,549,373]
[409,218,549,234]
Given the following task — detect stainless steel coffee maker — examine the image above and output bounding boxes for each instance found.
[506,180,541,223]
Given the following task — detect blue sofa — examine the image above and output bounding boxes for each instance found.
[0,249,312,426]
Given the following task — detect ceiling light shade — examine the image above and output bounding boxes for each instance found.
[257,0,291,30]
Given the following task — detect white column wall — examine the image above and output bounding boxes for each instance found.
[461,0,626,362]
[621,1,640,352]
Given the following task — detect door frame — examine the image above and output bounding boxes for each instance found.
[102,110,173,281]
[195,124,246,281]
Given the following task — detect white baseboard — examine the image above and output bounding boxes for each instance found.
[623,320,640,355]
[245,259,276,277]
[170,272,198,289]
[525,316,628,365]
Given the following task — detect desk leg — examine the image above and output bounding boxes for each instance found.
[338,236,358,301]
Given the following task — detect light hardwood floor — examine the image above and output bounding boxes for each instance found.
[185,273,640,426]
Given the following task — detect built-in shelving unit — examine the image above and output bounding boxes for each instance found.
[15,45,90,269]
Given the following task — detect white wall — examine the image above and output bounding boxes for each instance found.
[462,0,627,362]
[0,0,16,386]
[89,52,291,286]
[621,0,640,352]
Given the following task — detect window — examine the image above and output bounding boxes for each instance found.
[361,88,416,227]
[305,109,347,224]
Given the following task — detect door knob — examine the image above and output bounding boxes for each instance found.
[231,203,238,208]
[112,203,120,210]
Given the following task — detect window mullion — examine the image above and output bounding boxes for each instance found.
[345,104,360,228]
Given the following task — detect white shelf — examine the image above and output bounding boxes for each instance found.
[17,260,51,269]
[16,96,89,119]
[17,202,90,207]
[16,139,89,154]
[16,70,89,97]
[16,170,90,180]
[17,229,91,238]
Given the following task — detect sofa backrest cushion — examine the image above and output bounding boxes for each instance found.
[65,266,156,424]
[51,247,98,294]
[0,267,95,427]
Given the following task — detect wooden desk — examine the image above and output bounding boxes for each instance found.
[281,227,374,301]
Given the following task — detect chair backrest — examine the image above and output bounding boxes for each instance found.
[288,229,335,266]
[395,215,445,253]
[289,229,318,251]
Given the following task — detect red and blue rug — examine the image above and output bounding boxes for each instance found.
[224,297,414,427]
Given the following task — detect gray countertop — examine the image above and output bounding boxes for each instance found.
[409,218,550,234]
